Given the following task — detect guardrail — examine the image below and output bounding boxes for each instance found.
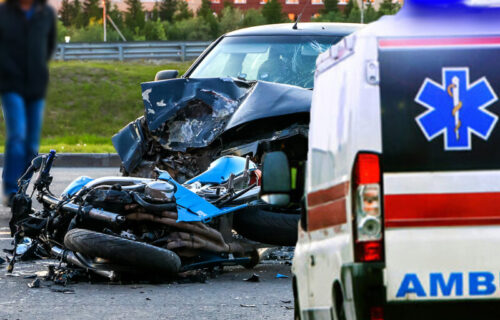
[55,41,211,61]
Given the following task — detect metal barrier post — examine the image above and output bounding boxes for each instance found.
[60,45,65,61]
[118,44,124,61]
[181,43,186,62]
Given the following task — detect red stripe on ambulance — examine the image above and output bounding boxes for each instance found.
[307,182,349,231]
[385,192,500,228]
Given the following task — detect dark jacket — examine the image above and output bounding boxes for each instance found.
[0,0,56,100]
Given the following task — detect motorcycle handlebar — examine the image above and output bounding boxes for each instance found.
[42,150,56,175]
[41,193,126,224]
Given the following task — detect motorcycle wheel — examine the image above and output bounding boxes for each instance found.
[64,228,181,276]
[232,207,300,246]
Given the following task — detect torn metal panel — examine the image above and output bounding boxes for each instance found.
[141,78,249,151]
[111,118,147,173]
[115,77,311,178]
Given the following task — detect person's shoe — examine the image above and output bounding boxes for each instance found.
[2,193,15,208]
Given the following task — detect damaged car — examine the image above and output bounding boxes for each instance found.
[113,23,361,246]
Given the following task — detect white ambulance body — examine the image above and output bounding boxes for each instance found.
[292,1,500,319]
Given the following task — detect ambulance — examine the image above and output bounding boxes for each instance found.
[259,0,500,319]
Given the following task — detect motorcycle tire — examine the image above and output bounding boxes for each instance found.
[64,228,181,276]
[232,207,300,246]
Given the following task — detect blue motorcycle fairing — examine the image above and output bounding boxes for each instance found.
[186,156,257,185]
[61,176,94,197]
[159,171,247,223]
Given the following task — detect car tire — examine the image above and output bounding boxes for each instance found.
[64,228,181,276]
[232,206,299,246]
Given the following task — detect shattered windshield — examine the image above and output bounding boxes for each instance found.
[189,35,342,89]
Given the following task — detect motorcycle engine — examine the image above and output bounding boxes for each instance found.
[85,186,133,213]
[143,181,175,203]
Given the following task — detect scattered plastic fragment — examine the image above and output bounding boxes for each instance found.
[240,304,257,308]
[244,274,260,282]
[280,300,292,304]
[50,288,75,294]
[276,273,289,279]
[15,237,32,255]
[28,279,41,288]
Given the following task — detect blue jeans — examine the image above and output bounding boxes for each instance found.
[1,93,45,196]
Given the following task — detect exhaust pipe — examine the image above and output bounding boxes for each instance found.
[50,246,117,280]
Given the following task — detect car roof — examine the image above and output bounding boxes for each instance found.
[225,22,363,37]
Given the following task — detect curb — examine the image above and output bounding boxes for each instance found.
[0,153,121,168]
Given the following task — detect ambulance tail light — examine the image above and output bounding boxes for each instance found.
[353,153,384,263]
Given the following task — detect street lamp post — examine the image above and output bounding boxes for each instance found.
[103,0,107,42]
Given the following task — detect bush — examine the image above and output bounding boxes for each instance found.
[219,6,244,34]
[63,23,123,43]
[165,17,212,41]
[241,9,266,28]
[143,20,167,40]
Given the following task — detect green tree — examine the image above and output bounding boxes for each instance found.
[378,0,400,15]
[363,2,378,22]
[174,1,193,21]
[71,0,86,28]
[108,4,124,29]
[125,0,145,31]
[343,0,354,18]
[59,0,73,26]
[159,0,178,22]
[197,0,212,18]
[197,0,218,37]
[151,2,160,21]
[262,0,285,24]
[322,0,338,14]
[346,0,361,22]
[83,0,101,25]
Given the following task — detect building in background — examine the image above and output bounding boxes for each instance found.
[48,0,394,23]
[48,0,201,17]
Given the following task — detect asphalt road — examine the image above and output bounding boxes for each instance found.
[0,168,293,320]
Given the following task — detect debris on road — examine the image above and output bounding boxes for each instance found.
[276,273,289,279]
[27,278,41,288]
[50,288,75,294]
[240,304,257,308]
[243,274,260,282]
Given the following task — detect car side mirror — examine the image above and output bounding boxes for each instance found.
[260,151,291,206]
[154,70,179,81]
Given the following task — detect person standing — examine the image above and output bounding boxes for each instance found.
[0,0,56,206]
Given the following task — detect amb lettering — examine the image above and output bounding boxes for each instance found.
[396,272,497,298]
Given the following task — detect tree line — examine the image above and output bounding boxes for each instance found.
[57,0,401,42]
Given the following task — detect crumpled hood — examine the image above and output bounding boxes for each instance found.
[140,77,312,152]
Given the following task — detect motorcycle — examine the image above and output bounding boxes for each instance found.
[7,150,273,280]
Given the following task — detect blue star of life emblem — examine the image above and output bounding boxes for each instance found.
[415,67,498,150]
